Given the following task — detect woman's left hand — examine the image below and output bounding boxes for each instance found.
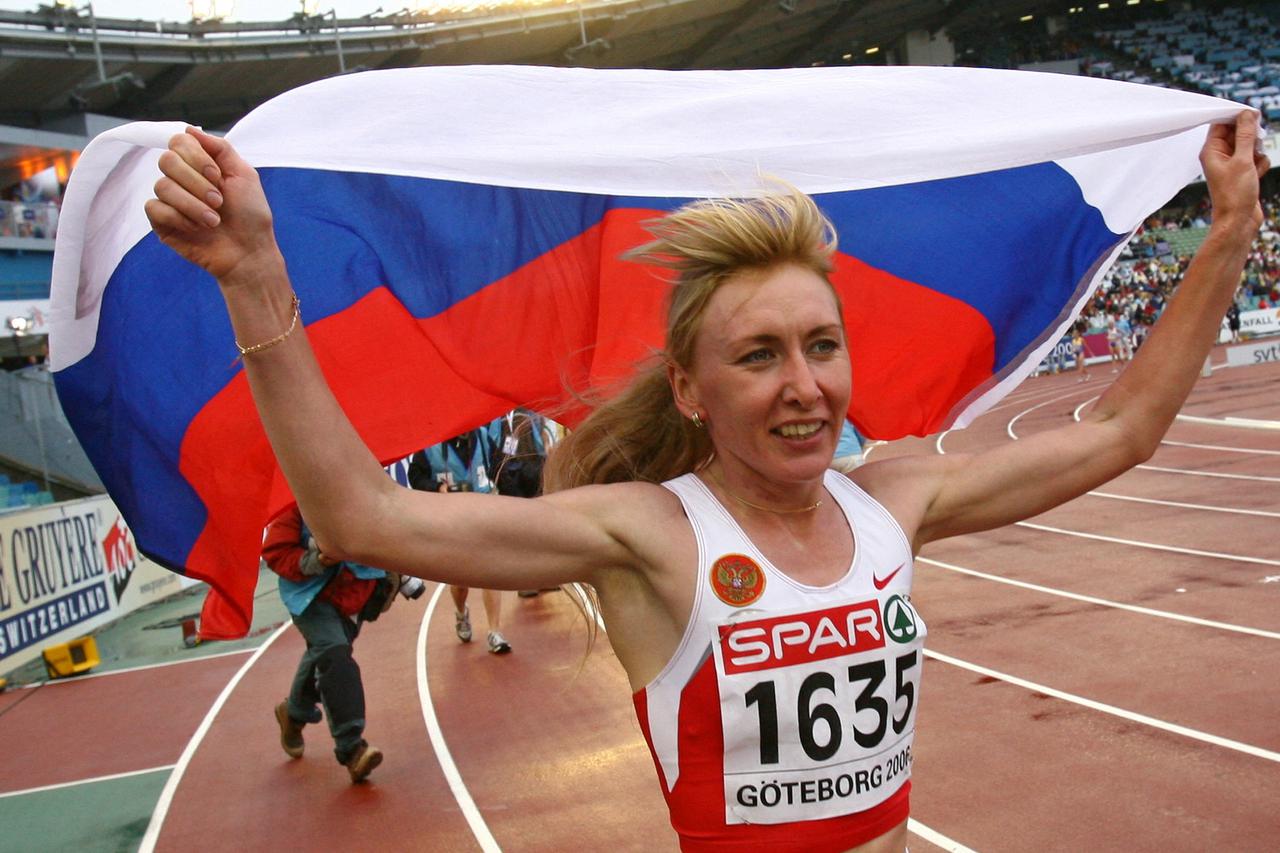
[1200,111,1270,234]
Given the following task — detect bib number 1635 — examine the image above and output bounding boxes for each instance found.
[743,650,918,764]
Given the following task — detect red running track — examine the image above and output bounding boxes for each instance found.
[9,346,1277,851]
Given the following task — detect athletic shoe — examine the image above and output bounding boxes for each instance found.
[487,631,512,654]
[455,605,472,643]
[346,743,383,783]
[274,701,305,759]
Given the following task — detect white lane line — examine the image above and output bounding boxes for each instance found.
[1134,464,1280,482]
[1176,413,1280,430]
[1006,388,1092,440]
[917,556,1280,640]
[925,649,1280,764]
[1073,401,1280,452]
[137,621,291,853]
[1014,521,1280,566]
[573,584,976,852]
[0,764,176,800]
[14,647,256,689]
[1087,491,1280,519]
[417,585,502,853]
[987,382,1080,414]
[1072,396,1099,422]
[1160,439,1280,456]
[907,818,978,853]
[1072,401,1280,465]
[941,417,1276,516]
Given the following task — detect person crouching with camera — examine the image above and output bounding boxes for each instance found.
[264,504,423,782]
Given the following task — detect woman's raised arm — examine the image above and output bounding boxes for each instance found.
[145,128,641,587]
[859,111,1270,549]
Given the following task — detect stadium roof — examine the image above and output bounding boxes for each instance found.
[0,0,1073,131]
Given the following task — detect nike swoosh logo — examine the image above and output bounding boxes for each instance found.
[872,563,904,590]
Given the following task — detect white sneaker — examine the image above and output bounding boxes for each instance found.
[487,631,511,654]
[455,606,472,643]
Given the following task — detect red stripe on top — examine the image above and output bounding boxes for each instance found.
[832,251,995,438]
[633,654,910,852]
[178,208,994,638]
[182,209,665,638]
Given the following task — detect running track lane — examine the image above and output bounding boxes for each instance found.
[152,593,479,851]
[910,656,1278,851]
[893,354,1280,849]
[419,584,677,851]
[0,653,249,793]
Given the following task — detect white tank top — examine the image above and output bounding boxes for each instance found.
[636,469,926,832]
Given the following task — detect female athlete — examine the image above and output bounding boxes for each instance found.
[144,112,1266,853]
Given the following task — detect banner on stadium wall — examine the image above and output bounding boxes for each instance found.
[1226,338,1280,367]
[0,494,198,673]
[1239,307,1280,337]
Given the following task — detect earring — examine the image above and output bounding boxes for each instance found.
[691,412,704,429]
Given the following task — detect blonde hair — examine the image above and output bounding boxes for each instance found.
[544,186,840,494]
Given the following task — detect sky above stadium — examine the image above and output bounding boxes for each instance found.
[0,1,535,22]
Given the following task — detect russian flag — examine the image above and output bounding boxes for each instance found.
[48,66,1244,639]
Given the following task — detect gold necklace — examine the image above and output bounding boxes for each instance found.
[706,466,823,515]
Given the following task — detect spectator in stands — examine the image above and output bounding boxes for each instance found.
[264,505,388,783]
[409,428,512,654]
[1116,312,1134,361]
[1131,313,1151,353]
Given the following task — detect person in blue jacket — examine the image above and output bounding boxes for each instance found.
[409,426,512,654]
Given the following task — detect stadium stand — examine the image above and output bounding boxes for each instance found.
[1093,4,1280,121]
[0,0,1277,450]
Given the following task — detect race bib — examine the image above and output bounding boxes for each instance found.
[712,596,925,825]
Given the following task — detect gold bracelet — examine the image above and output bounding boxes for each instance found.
[236,293,301,358]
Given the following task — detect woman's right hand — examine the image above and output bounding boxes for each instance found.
[144,127,282,285]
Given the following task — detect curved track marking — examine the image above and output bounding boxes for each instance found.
[1133,465,1280,483]
[1071,396,1099,422]
[1014,521,1280,566]
[925,649,1280,764]
[0,764,175,800]
[13,648,256,689]
[918,557,1280,640]
[1086,491,1280,518]
[417,585,502,853]
[1176,414,1280,430]
[1159,439,1280,456]
[1071,400,1280,449]
[986,381,1078,414]
[907,819,978,853]
[137,621,291,853]
[938,415,1273,517]
[1005,387,1097,440]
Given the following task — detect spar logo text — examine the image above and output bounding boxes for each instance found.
[719,601,884,675]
